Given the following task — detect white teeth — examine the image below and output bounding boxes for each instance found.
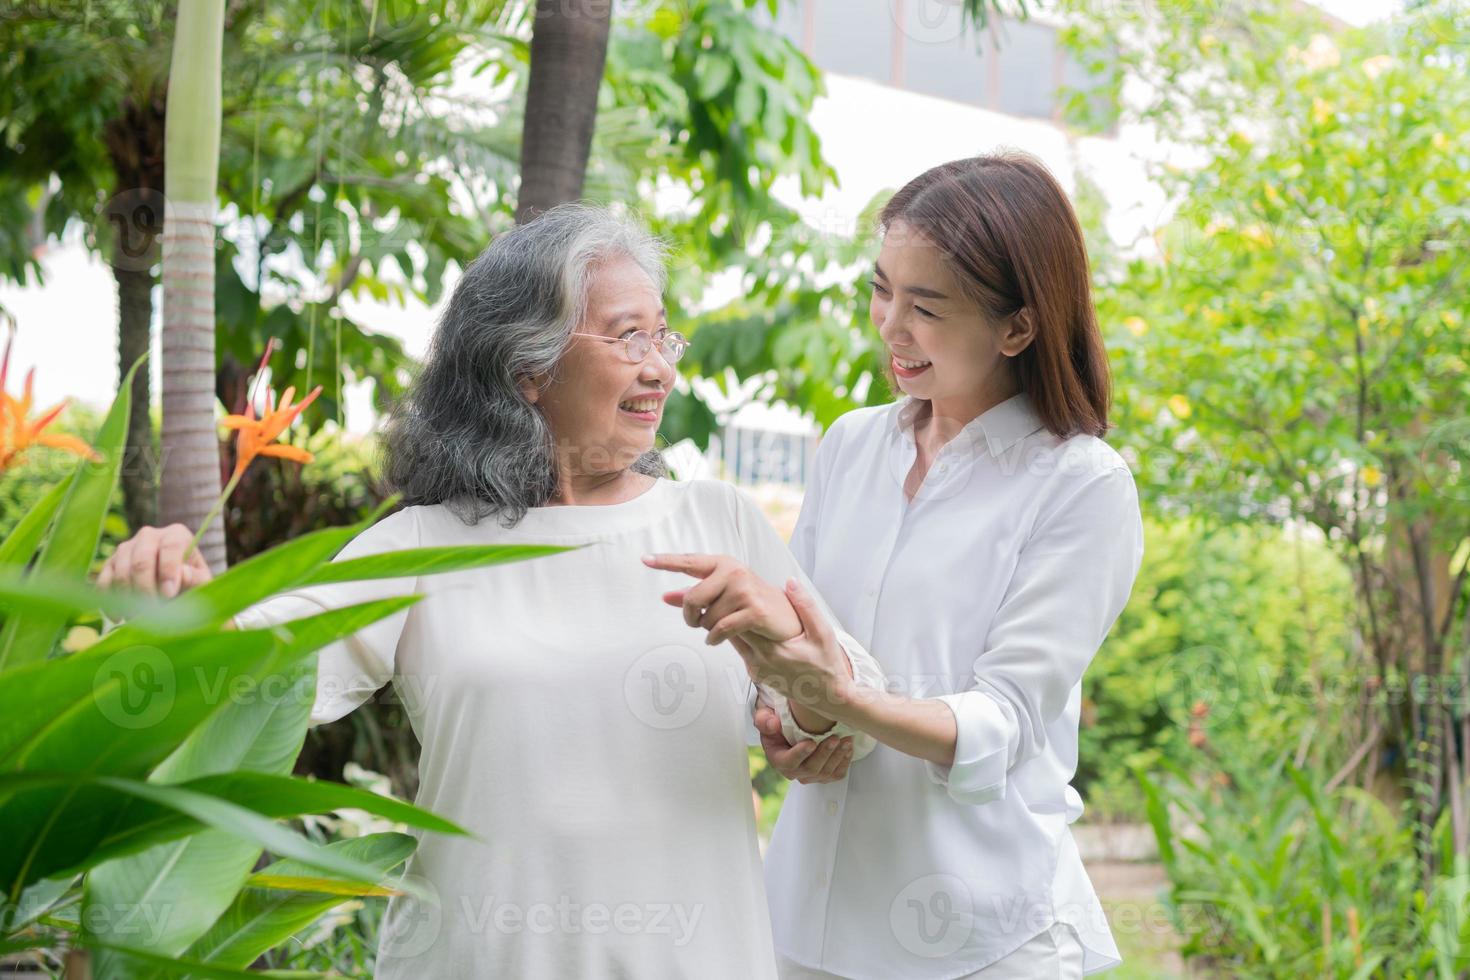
[619,399,660,412]
[895,356,931,369]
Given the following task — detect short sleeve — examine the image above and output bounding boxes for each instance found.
[926,465,1144,805]
[230,507,421,726]
[727,481,883,761]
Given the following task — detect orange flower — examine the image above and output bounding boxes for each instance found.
[220,383,323,480]
[0,334,99,475]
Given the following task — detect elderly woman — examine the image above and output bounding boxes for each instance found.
[97,204,882,979]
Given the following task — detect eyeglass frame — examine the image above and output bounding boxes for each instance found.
[568,327,691,365]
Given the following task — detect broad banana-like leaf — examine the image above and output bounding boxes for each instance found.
[0,355,143,670]
[181,832,416,969]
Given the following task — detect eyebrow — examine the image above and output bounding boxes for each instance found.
[873,263,949,301]
[605,306,668,329]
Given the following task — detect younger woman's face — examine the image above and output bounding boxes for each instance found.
[869,220,1029,412]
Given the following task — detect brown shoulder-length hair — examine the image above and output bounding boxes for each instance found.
[878,150,1111,440]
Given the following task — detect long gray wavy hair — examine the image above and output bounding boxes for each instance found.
[381,203,669,528]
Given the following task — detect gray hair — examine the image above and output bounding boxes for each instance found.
[381,202,670,528]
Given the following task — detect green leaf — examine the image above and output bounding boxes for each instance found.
[301,543,577,585]
[0,771,463,897]
[0,354,143,670]
[0,568,208,632]
[79,938,326,978]
[184,833,416,967]
[0,478,70,570]
[84,648,323,969]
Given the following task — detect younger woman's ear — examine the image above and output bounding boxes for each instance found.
[1002,307,1037,357]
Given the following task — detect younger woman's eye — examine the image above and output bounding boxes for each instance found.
[915,305,937,319]
[868,280,890,295]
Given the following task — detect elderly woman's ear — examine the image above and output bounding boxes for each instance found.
[518,372,548,404]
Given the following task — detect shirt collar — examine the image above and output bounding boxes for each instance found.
[893,390,1046,458]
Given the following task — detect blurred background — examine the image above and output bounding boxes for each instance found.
[2,0,1467,975]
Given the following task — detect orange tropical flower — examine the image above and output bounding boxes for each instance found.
[0,334,99,475]
[220,383,323,480]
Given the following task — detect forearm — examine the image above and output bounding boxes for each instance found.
[818,683,959,768]
[788,699,836,735]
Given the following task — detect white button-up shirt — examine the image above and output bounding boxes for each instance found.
[763,391,1144,978]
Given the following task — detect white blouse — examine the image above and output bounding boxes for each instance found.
[231,477,880,980]
[764,391,1144,978]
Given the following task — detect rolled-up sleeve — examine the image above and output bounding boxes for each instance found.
[926,465,1144,804]
[230,507,421,726]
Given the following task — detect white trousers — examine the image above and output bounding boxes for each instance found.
[775,921,1085,980]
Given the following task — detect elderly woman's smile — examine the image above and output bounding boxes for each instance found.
[617,389,665,422]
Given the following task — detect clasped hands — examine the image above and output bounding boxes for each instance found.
[641,553,858,784]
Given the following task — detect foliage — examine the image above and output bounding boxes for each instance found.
[0,366,570,976]
[1079,514,1355,823]
[1063,0,1470,882]
[1136,740,1470,978]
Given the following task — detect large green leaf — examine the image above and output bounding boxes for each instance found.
[0,770,464,897]
[0,598,423,896]
[0,628,276,778]
[0,355,143,670]
[182,832,416,969]
[80,939,325,978]
[0,477,70,569]
[83,652,321,973]
[0,568,207,631]
[301,543,578,586]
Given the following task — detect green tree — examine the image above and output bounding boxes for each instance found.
[1065,0,1470,882]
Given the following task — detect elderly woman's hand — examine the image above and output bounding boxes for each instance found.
[97,524,213,597]
[642,552,801,645]
[755,702,854,784]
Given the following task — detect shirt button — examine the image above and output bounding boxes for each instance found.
[827,801,839,815]
[817,871,829,887]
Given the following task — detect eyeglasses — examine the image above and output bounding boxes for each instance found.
[569,329,691,365]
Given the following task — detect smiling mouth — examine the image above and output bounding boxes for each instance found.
[618,397,662,420]
[892,355,933,378]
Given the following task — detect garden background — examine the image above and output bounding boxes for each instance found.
[1,0,1467,976]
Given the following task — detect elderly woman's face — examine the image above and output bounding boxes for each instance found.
[526,255,674,475]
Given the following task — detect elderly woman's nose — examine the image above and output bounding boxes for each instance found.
[644,346,677,381]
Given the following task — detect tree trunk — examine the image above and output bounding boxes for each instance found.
[515,0,611,223]
[102,98,167,534]
[159,0,227,571]
[113,266,156,532]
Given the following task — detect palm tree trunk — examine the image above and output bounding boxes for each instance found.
[102,97,166,534]
[114,265,156,532]
[159,0,227,572]
[515,0,611,223]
